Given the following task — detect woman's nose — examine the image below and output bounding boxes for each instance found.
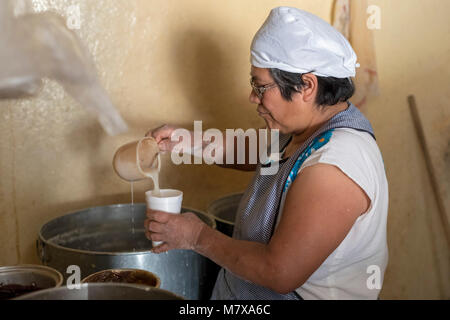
[249,89,261,104]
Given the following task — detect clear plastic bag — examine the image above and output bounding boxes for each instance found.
[0,0,128,136]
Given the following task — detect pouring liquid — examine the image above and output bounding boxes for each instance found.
[130,181,136,252]
[128,137,161,251]
[136,137,161,197]
[143,163,161,197]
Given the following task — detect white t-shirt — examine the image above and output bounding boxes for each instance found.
[276,128,389,300]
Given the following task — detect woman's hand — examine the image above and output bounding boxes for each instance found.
[144,209,206,253]
[145,124,184,153]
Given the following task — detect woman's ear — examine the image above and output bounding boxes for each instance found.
[299,74,318,103]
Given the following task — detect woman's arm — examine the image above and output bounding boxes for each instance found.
[148,124,263,171]
[146,163,370,293]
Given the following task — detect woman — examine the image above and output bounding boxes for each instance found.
[144,7,388,300]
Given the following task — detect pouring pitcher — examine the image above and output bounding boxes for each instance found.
[113,137,161,182]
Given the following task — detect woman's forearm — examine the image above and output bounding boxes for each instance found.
[194,224,280,292]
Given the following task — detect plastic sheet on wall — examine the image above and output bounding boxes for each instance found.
[0,0,128,136]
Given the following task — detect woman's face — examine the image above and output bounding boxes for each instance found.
[249,66,315,135]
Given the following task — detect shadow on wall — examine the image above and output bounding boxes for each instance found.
[170,29,247,129]
[65,119,114,198]
[19,118,134,264]
[64,118,154,203]
[161,28,256,215]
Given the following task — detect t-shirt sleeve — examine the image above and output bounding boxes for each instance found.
[299,130,376,205]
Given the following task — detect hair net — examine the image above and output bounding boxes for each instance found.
[251,6,359,78]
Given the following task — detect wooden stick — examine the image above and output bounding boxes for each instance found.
[408,95,450,246]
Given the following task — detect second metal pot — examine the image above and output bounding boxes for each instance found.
[207,193,243,237]
[15,283,183,300]
[0,265,63,300]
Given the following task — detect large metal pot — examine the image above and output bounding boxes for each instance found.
[15,283,183,300]
[0,265,63,300]
[207,193,243,237]
[36,204,217,300]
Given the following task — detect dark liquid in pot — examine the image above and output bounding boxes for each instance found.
[85,270,158,287]
[0,283,43,300]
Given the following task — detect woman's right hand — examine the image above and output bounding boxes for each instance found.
[145,124,183,153]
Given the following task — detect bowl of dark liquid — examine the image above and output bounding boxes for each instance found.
[0,265,63,300]
[82,268,161,288]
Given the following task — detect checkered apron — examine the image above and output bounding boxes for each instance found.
[210,103,375,300]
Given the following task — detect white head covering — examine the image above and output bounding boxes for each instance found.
[251,6,359,78]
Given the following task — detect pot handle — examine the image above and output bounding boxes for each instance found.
[36,239,50,264]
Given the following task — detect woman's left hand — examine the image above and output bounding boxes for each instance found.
[144,209,206,253]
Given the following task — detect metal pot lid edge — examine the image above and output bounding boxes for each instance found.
[38,203,215,256]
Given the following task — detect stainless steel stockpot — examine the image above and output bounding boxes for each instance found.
[15,283,184,300]
[207,193,242,237]
[37,203,218,300]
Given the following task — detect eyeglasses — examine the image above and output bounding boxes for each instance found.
[250,79,277,100]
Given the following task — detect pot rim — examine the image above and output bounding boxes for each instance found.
[206,192,243,225]
[13,282,185,300]
[81,268,161,288]
[38,203,216,256]
[0,264,64,287]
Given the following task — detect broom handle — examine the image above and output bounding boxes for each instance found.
[408,95,450,246]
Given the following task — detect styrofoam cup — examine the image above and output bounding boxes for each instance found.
[145,189,183,247]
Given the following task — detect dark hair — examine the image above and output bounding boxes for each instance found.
[269,68,355,107]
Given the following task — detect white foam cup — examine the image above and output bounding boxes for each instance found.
[145,189,183,247]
